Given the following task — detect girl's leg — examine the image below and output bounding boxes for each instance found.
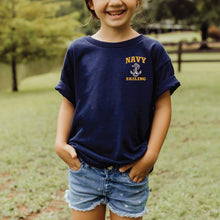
[72,204,106,220]
[110,211,142,220]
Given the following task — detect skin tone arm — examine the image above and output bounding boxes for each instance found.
[55,97,81,171]
[119,90,172,183]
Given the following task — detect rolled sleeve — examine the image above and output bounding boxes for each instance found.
[55,80,76,106]
[155,61,180,99]
[55,45,76,106]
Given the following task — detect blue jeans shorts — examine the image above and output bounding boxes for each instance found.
[65,159,150,218]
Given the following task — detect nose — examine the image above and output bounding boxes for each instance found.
[108,0,123,6]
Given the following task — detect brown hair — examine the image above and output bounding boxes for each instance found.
[85,0,98,19]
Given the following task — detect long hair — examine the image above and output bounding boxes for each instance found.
[84,0,98,19]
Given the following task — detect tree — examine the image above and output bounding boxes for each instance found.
[145,0,196,24]
[55,0,100,35]
[146,0,220,47]
[194,0,220,48]
[0,0,81,91]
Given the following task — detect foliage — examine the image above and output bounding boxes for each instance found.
[0,0,80,62]
[0,0,81,91]
[55,0,100,35]
[145,0,220,49]
[208,26,220,41]
[146,0,197,24]
[146,0,220,27]
[194,0,220,25]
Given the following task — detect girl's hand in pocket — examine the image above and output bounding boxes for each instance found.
[55,144,81,171]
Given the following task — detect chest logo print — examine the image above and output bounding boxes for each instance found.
[130,63,142,77]
[125,56,147,81]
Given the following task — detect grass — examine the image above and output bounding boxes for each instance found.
[0,60,220,219]
[147,62,220,219]
[149,31,201,43]
[0,73,69,219]
[169,53,220,64]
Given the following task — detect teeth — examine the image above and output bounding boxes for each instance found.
[108,11,124,16]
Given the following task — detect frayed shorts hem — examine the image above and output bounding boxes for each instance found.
[65,159,149,217]
[108,205,148,218]
[65,190,148,218]
[64,190,105,212]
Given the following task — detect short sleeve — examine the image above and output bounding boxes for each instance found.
[152,43,180,100]
[55,46,76,106]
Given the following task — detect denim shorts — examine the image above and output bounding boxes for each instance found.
[65,159,150,218]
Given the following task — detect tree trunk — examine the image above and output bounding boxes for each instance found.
[12,56,18,92]
[200,22,209,50]
[11,0,18,92]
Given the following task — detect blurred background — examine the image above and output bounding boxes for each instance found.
[0,0,220,91]
[0,0,219,219]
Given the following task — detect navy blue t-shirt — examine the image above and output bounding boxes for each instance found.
[55,35,180,168]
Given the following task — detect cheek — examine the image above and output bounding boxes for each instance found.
[93,4,106,17]
[92,1,104,10]
[127,2,138,13]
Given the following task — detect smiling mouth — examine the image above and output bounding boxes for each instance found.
[107,10,126,16]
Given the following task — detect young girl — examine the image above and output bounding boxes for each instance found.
[55,0,180,219]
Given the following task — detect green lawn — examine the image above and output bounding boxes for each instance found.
[0,61,219,219]
[147,62,220,219]
[150,31,201,43]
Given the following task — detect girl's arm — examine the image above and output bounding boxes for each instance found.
[119,90,171,183]
[55,97,81,170]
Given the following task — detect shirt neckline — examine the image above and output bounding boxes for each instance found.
[85,34,144,48]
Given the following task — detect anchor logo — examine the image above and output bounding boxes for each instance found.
[130,63,142,77]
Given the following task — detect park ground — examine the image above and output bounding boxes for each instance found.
[0,32,219,219]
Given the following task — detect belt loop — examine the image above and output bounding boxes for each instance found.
[107,166,114,170]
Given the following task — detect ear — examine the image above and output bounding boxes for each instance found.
[88,1,94,10]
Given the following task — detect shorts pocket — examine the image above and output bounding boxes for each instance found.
[69,161,84,174]
[125,170,148,185]
[128,175,148,185]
